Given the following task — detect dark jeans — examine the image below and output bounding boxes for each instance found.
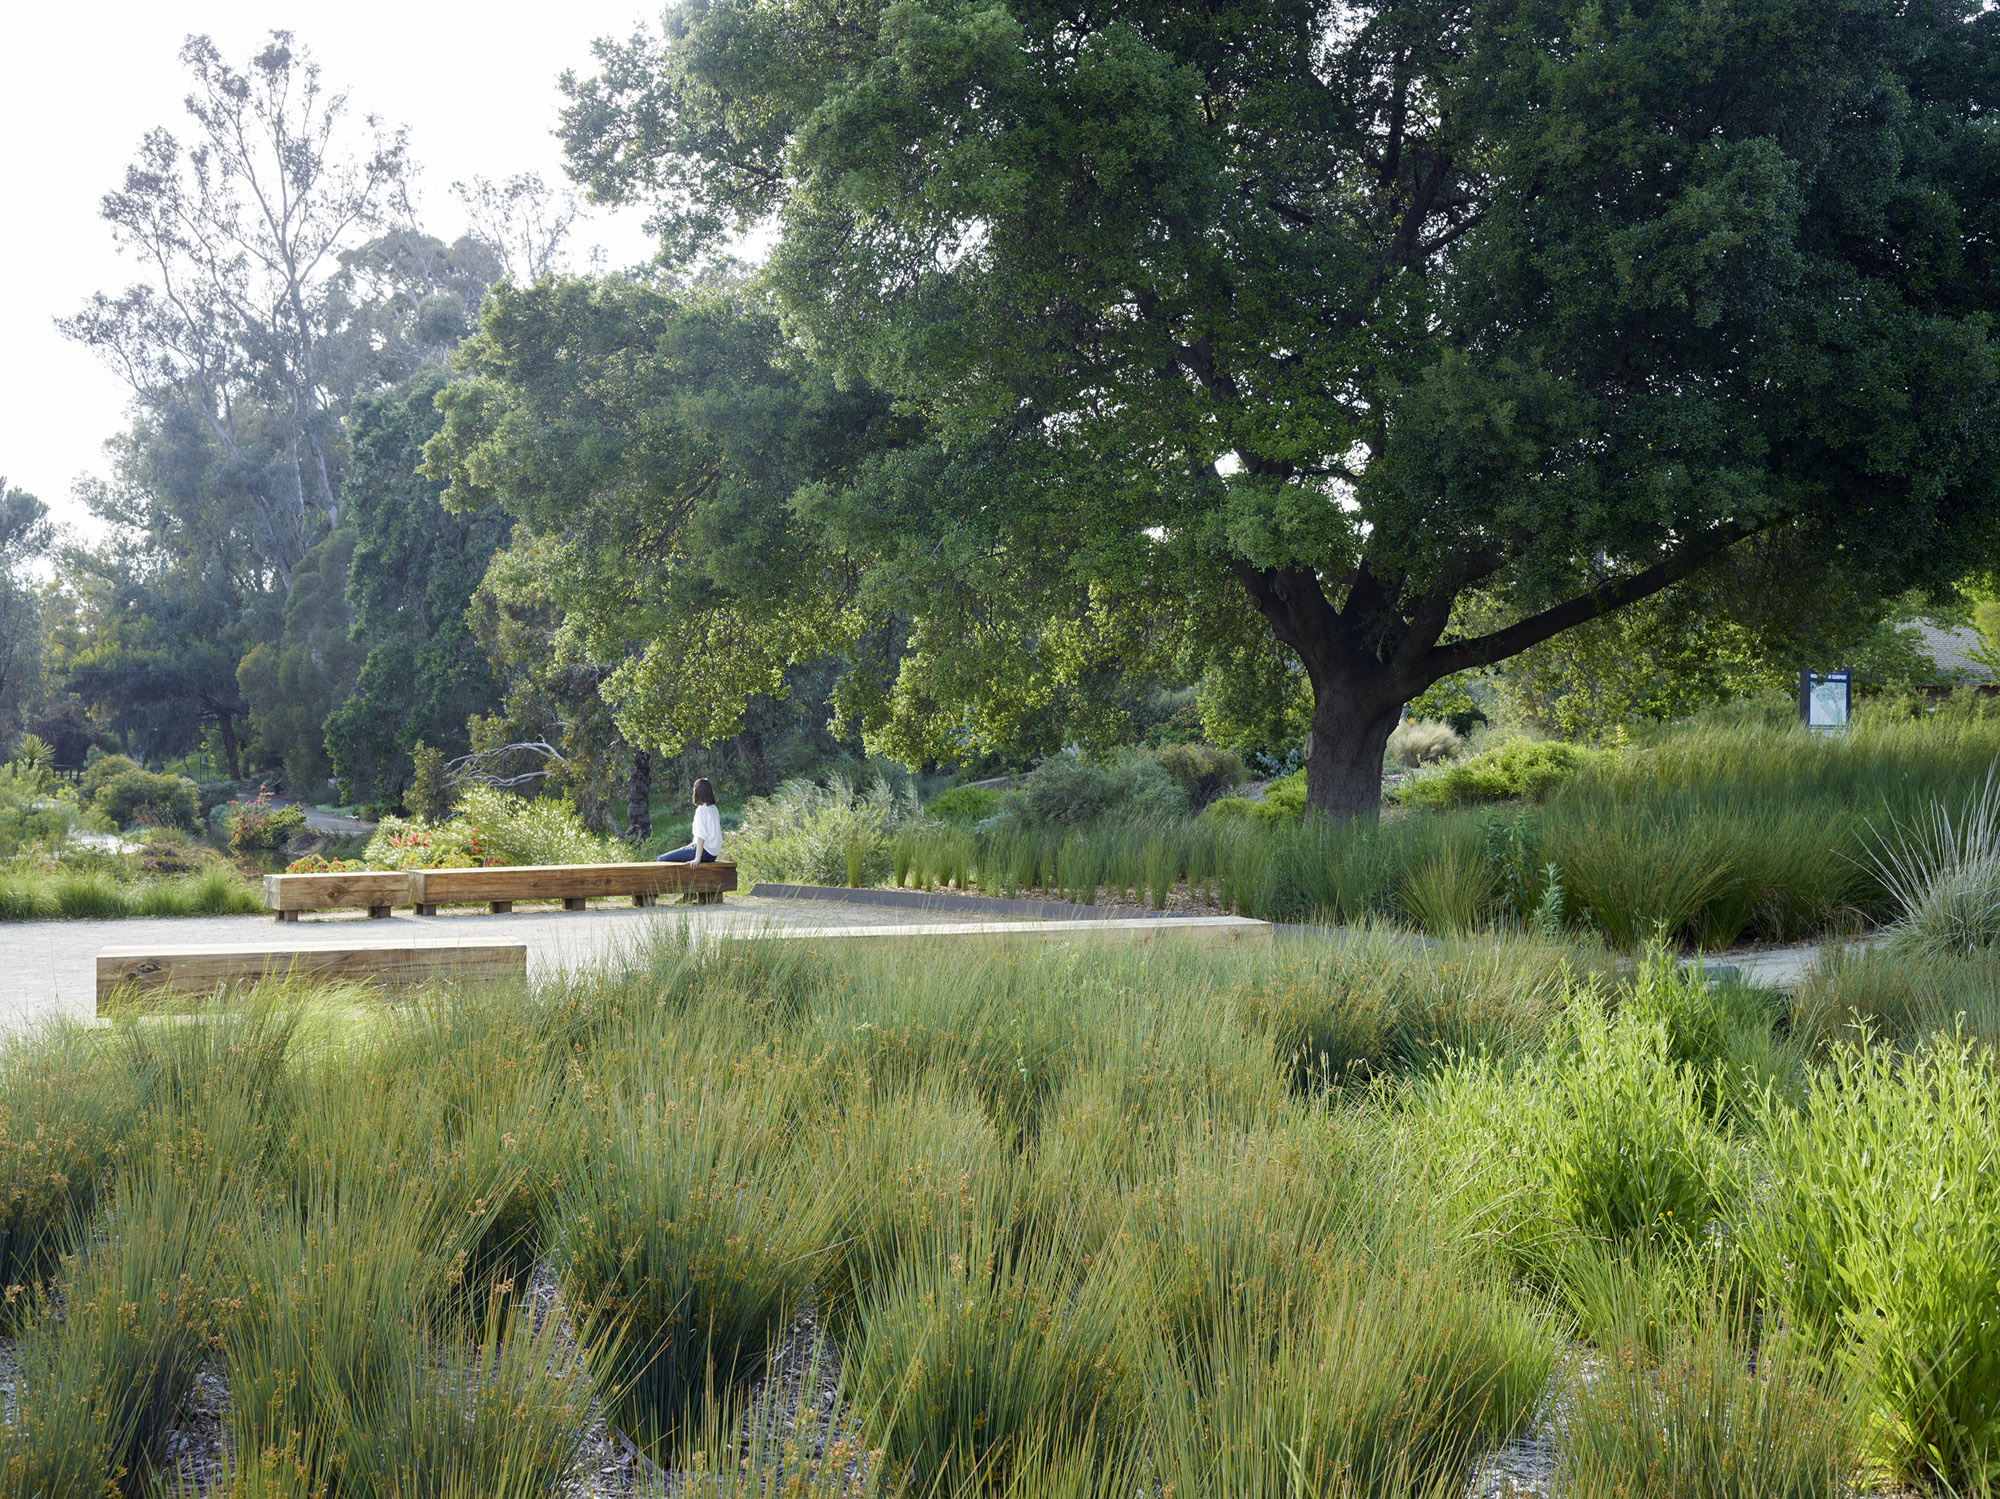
[656,845,718,863]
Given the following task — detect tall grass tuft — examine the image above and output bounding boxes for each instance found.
[848,1211,1140,1493]
[1865,762,2000,957]
[1559,1320,1860,1499]
[0,1023,139,1306]
[352,1295,595,1498]
[217,1182,439,1491]
[553,1078,831,1448]
[2,1160,233,1495]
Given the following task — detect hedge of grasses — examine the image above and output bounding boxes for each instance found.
[0,862,263,921]
[884,715,2000,950]
[7,930,1997,1494]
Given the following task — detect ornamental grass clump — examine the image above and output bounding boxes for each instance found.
[1,1161,233,1496]
[1151,1243,1551,1497]
[552,1077,834,1448]
[847,1210,1142,1494]
[0,1023,139,1305]
[1734,1033,2000,1490]
[1864,762,2000,957]
[1558,1317,1862,1499]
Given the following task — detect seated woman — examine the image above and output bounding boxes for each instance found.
[656,778,723,863]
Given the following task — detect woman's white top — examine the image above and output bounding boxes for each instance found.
[691,803,723,854]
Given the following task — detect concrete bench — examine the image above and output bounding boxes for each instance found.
[97,942,526,1014]
[406,861,737,915]
[264,871,414,921]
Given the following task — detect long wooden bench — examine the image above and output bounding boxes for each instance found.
[264,870,413,921]
[407,861,737,915]
[97,942,526,1013]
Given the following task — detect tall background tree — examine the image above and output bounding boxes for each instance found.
[57,31,567,788]
[560,0,2000,814]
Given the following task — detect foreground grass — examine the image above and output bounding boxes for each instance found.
[2,930,1993,1494]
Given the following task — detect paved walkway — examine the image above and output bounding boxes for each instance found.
[4,895,1043,1032]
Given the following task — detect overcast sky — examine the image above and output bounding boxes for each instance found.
[0,1,667,535]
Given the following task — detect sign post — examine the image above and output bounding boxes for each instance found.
[1799,670,1851,733]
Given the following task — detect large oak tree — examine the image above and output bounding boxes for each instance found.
[560,0,2000,814]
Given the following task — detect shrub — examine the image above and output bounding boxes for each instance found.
[77,753,141,805]
[1203,767,1306,826]
[1017,751,1187,828]
[1387,717,1463,767]
[364,787,622,870]
[731,774,926,885]
[927,783,1005,823]
[1734,1034,2000,1489]
[1145,742,1248,807]
[285,852,366,874]
[223,787,308,852]
[409,738,455,823]
[1396,737,1601,808]
[0,763,73,857]
[92,768,199,831]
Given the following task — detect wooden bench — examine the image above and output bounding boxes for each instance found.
[406,861,737,915]
[263,871,413,921]
[97,942,526,1013]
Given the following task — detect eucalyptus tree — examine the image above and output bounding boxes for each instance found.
[60,31,411,581]
[560,0,2000,814]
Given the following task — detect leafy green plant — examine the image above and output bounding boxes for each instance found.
[927,783,1005,823]
[1735,1034,2000,1489]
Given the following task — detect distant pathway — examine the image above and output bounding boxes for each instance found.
[0,895,1042,1032]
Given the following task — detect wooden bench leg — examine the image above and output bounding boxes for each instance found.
[687,891,723,906]
[368,905,391,919]
[562,897,588,911]
[489,900,513,914]
[275,909,299,923]
[415,903,438,917]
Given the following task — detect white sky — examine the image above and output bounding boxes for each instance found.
[0,0,667,535]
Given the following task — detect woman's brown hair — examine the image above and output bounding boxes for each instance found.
[691,778,717,806]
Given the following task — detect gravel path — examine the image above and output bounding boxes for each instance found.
[0,895,1047,1032]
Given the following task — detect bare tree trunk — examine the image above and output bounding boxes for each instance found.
[624,750,653,843]
[218,715,243,780]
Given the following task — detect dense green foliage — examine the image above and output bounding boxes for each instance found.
[325,371,509,805]
[558,0,2000,814]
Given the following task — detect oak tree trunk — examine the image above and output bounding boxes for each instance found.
[1303,680,1403,821]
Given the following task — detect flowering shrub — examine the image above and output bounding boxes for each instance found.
[224,789,308,852]
[284,854,366,874]
[362,788,623,870]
